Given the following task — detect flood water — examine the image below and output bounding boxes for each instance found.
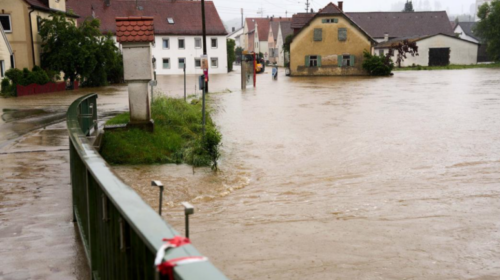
[114,68,500,279]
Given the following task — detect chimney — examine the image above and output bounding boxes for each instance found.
[105,0,110,6]
[384,33,389,42]
[338,1,343,11]
[232,27,235,32]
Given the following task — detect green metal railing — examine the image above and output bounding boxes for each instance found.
[68,94,228,280]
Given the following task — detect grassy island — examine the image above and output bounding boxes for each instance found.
[393,63,500,71]
[100,96,221,169]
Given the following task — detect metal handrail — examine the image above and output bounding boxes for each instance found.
[67,94,228,280]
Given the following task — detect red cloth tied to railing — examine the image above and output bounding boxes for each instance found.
[155,236,208,280]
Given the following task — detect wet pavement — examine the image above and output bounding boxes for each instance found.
[0,87,129,279]
[114,67,500,279]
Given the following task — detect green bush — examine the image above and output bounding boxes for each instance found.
[362,50,394,76]
[5,68,24,86]
[1,78,14,97]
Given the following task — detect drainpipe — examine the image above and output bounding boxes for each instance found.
[28,8,36,68]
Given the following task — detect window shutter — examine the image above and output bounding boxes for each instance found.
[305,56,310,67]
[322,19,326,23]
[334,18,339,23]
[317,56,322,67]
[314,29,322,41]
[338,55,343,67]
[350,55,355,66]
[338,28,347,41]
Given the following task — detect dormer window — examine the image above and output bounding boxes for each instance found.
[167,18,174,24]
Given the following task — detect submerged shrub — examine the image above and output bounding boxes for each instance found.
[362,50,394,76]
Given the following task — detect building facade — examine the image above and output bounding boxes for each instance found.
[376,34,479,66]
[290,3,375,76]
[0,0,76,70]
[67,0,228,76]
[0,24,14,85]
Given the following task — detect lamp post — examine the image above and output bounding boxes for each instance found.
[151,180,164,216]
[181,202,194,238]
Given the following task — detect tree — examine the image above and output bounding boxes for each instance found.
[227,39,236,72]
[403,0,415,12]
[362,51,394,76]
[39,13,124,87]
[475,0,500,62]
[387,40,419,67]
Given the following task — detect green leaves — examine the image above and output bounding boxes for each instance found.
[227,39,236,72]
[39,13,123,87]
[362,50,394,76]
[475,0,500,62]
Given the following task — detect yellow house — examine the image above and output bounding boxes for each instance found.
[0,0,78,70]
[290,2,376,76]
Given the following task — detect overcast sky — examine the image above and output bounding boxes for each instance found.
[214,0,477,22]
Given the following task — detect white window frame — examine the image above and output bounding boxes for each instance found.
[178,57,186,69]
[195,38,202,49]
[309,56,318,67]
[211,57,218,68]
[211,38,218,49]
[342,54,351,66]
[0,14,12,33]
[162,38,169,49]
[194,58,201,68]
[178,38,185,50]
[162,58,170,69]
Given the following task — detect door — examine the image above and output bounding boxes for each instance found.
[428,48,450,66]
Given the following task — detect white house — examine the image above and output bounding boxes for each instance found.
[376,34,479,67]
[227,27,243,49]
[276,21,293,67]
[454,22,480,44]
[0,24,14,84]
[68,0,228,75]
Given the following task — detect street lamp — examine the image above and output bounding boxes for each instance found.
[151,180,164,215]
[181,202,194,238]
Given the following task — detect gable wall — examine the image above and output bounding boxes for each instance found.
[290,15,372,76]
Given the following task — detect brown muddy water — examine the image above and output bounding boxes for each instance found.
[114,68,500,279]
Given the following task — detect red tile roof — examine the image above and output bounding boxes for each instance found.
[116,17,155,43]
[67,1,227,36]
[246,17,291,42]
[291,13,315,29]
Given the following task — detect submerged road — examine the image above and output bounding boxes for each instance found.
[115,67,500,280]
[0,87,128,279]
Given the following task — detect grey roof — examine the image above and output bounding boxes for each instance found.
[279,21,293,40]
[456,22,480,41]
[347,11,455,39]
[270,21,280,40]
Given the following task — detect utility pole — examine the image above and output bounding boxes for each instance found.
[241,8,244,28]
[201,0,208,93]
[305,0,310,13]
[285,10,288,18]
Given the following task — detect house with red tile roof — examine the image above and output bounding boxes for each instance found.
[67,0,228,75]
[276,21,293,67]
[242,17,291,62]
[0,0,78,70]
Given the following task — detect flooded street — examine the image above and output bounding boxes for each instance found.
[115,68,500,279]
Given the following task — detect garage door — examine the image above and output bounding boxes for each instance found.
[429,48,450,66]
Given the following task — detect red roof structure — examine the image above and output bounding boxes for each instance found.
[116,17,155,43]
[67,0,226,36]
[246,17,291,42]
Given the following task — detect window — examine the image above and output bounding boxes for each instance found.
[0,60,5,77]
[338,28,347,41]
[313,28,322,41]
[162,58,170,69]
[338,54,355,67]
[322,18,338,24]
[37,16,42,32]
[162,39,169,49]
[179,58,185,69]
[211,38,218,48]
[211,57,218,68]
[379,49,384,56]
[0,15,12,32]
[178,39,185,49]
[167,18,174,24]
[195,38,201,49]
[195,58,201,68]
[309,56,318,67]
